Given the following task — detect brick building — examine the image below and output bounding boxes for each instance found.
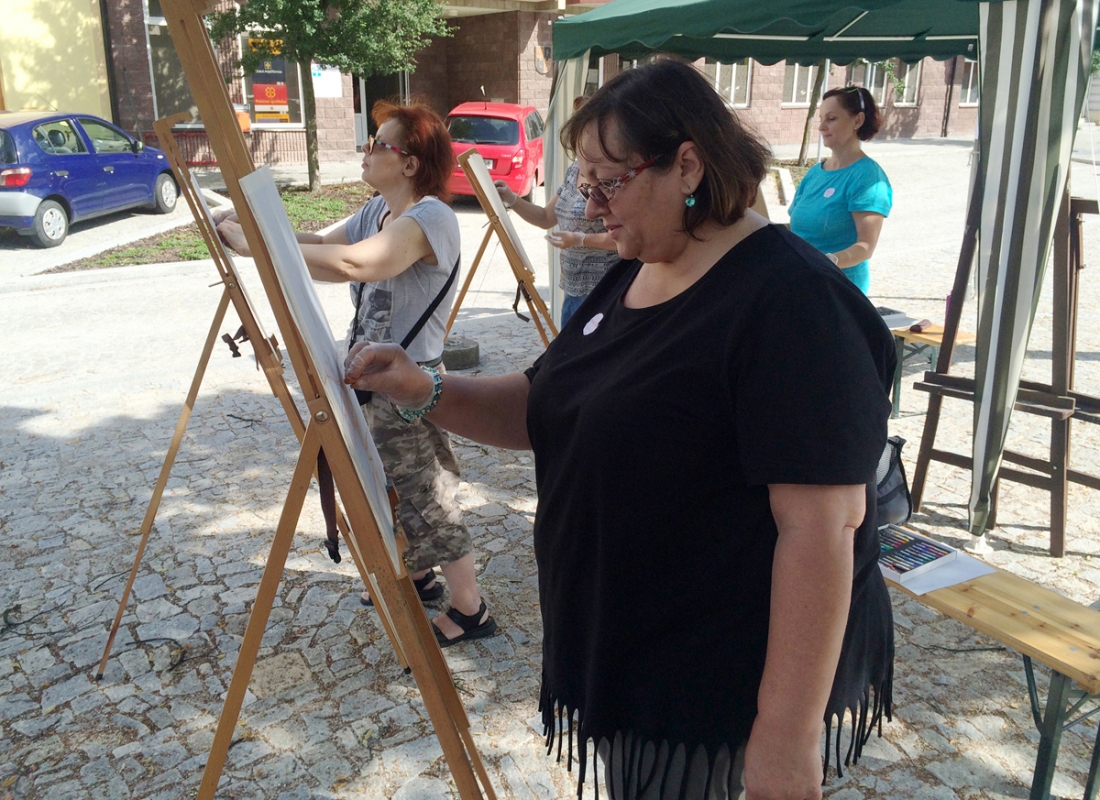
[588,54,981,147]
[104,0,561,166]
[1,0,983,166]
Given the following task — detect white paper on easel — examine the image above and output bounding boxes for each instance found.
[239,167,400,569]
[461,150,536,277]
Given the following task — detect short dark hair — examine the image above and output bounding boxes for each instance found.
[372,99,455,203]
[822,86,882,141]
[560,59,770,236]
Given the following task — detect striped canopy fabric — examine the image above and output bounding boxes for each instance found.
[970,0,1100,540]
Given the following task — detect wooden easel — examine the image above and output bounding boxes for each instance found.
[445,149,558,346]
[95,113,403,680]
[910,187,1100,556]
[160,3,496,798]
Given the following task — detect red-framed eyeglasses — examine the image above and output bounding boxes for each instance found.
[367,136,410,157]
[577,154,662,206]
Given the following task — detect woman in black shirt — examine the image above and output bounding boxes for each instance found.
[343,60,895,800]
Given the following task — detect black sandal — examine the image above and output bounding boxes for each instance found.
[433,600,498,648]
[360,571,444,607]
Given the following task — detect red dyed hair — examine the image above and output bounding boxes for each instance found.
[372,99,455,203]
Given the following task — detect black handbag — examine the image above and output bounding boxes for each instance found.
[876,436,913,527]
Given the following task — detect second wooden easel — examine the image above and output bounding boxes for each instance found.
[445,149,558,346]
[911,187,1100,556]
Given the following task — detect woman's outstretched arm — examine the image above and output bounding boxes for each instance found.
[345,342,531,450]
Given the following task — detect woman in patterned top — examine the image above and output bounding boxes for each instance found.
[218,100,496,648]
[494,96,620,327]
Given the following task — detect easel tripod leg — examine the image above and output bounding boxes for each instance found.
[911,394,944,512]
[195,421,322,800]
[446,227,493,336]
[96,287,233,680]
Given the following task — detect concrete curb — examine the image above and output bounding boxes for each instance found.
[1,258,218,295]
[775,166,797,207]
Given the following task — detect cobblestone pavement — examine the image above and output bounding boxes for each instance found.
[4,140,1100,799]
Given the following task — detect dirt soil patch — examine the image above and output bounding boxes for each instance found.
[773,159,815,187]
[40,182,375,275]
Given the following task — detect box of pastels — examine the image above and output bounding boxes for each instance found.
[878,525,958,584]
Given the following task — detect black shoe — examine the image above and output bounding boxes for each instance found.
[432,600,498,648]
[360,571,444,607]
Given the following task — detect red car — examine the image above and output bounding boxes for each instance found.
[446,102,545,199]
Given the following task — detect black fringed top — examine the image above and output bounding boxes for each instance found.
[524,227,896,798]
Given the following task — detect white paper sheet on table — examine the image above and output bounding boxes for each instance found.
[898,552,997,595]
[881,313,920,330]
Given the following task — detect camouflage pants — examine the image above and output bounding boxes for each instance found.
[362,393,472,572]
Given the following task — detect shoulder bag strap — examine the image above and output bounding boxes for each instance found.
[398,254,461,353]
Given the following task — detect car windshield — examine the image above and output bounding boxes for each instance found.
[447,116,519,146]
[0,131,15,164]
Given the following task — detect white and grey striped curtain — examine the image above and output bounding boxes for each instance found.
[970,0,1100,539]
[544,54,589,325]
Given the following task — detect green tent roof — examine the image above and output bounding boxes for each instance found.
[552,0,991,64]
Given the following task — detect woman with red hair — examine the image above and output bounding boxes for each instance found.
[219,100,496,647]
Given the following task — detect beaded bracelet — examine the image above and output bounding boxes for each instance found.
[393,365,443,422]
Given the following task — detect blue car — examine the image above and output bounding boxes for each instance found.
[0,111,178,248]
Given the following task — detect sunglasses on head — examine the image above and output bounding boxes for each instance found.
[576,153,663,206]
[841,85,867,114]
[367,136,410,157]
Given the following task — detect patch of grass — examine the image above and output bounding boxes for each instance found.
[41,181,377,274]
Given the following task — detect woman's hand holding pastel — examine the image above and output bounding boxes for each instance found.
[344,342,434,408]
[493,180,518,208]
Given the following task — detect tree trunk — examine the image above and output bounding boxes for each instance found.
[797,59,829,166]
[300,51,322,193]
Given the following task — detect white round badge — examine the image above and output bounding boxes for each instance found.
[823,187,836,198]
[582,313,604,336]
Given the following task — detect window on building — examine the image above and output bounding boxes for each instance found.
[960,59,980,106]
[782,62,820,106]
[704,58,751,107]
[242,37,304,126]
[895,61,921,106]
[584,53,605,95]
[145,4,199,123]
[846,60,889,106]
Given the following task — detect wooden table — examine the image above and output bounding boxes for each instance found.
[890,323,977,418]
[888,567,1100,800]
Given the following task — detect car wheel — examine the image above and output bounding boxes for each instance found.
[31,200,68,248]
[153,173,178,213]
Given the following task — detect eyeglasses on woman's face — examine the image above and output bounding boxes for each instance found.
[577,154,662,206]
[367,135,410,157]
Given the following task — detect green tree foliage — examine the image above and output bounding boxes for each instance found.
[208,0,451,191]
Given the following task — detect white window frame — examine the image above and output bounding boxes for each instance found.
[709,58,752,108]
[241,33,307,130]
[894,60,921,107]
[960,59,980,106]
[782,62,819,107]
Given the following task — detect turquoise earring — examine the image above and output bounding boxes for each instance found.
[685,194,696,208]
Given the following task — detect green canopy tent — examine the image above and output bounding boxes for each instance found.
[553,0,983,64]
[546,0,1099,553]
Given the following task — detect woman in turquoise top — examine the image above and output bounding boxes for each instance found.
[788,85,892,294]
